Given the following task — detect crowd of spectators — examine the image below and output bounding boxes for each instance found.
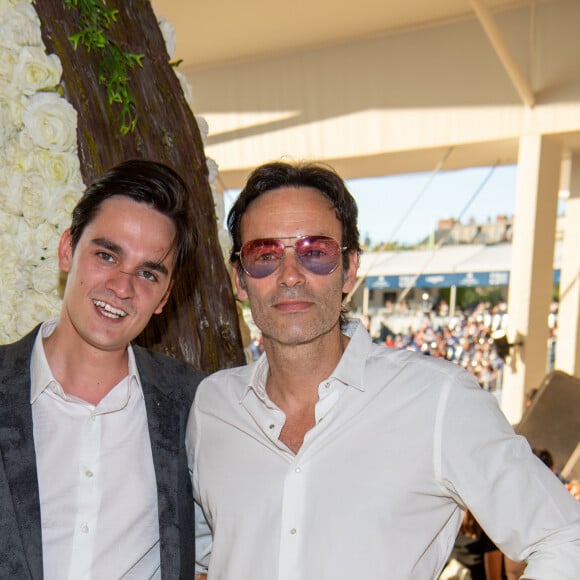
[369,300,515,394]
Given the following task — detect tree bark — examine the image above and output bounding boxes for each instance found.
[34,0,246,372]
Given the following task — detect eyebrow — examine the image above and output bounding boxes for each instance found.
[91,237,171,277]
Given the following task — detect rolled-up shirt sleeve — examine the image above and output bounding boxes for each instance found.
[438,375,580,579]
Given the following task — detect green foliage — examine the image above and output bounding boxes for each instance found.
[64,0,144,135]
[456,286,506,309]
[371,241,415,251]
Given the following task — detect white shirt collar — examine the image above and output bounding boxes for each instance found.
[243,318,372,403]
[30,317,143,404]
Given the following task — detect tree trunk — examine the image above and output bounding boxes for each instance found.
[34,0,246,372]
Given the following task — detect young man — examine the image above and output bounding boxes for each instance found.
[188,161,580,579]
[0,160,204,579]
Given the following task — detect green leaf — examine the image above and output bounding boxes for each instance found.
[64,0,145,135]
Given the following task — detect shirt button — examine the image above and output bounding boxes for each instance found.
[290,528,297,535]
[85,470,94,478]
[81,524,89,533]
[90,415,96,422]
[295,467,301,473]
[268,424,275,429]
[324,382,330,388]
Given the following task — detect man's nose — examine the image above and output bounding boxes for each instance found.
[106,269,135,297]
[277,250,305,287]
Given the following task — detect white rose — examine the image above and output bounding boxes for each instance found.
[21,170,51,226]
[6,131,35,168]
[196,115,209,141]
[0,209,20,235]
[0,242,22,296]
[33,223,61,269]
[15,289,61,337]
[206,157,219,183]
[0,46,18,85]
[0,233,18,266]
[47,182,84,230]
[16,217,37,265]
[157,15,177,59]
[176,70,193,106]
[22,91,78,152]
[35,222,61,258]
[0,3,42,49]
[13,46,62,95]
[0,99,18,148]
[0,84,25,146]
[31,256,60,294]
[0,169,24,215]
[33,149,82,186]
[0,0,32,16]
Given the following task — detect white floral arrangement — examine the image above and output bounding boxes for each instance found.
[0,0,84,344]
[0,2,223,345]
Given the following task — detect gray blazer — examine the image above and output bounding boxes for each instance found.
[0,326,204,579]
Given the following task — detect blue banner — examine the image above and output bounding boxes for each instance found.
[365,269,560,289]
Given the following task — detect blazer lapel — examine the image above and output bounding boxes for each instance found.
[0,329,43,580]
[137,351,182,579]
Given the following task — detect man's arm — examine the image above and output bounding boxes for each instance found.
[440,375,580,578]
[483,550,503,580]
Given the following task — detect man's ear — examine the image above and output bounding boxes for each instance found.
[58,229,74,273]
[234,265,248,300]
[342,250,359,295]
[154,280,174,315]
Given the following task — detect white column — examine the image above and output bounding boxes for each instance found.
[449,285,457,317]
[555,153,580,375]
[363,286,370,316]
[501,135,561,424]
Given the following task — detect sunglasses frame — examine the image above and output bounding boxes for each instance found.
[236,235,348,278]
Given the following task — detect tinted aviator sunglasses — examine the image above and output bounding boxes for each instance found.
[237,235,347,279]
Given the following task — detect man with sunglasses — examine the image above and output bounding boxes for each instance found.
[187,161,580,579]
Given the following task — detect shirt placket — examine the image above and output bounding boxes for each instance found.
[278,455,308,580]
[277,378,345,580]
[67,409,101,579]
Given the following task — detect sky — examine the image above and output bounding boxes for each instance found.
[346,165,518,246]
[223,164,519,247]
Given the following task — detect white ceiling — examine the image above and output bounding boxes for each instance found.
[151,0,530,70]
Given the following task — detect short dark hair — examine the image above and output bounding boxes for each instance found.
[227,161,362,269]
[534,448,554,470]
[69,159,195,278]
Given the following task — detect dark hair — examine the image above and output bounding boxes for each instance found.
[534,448,554,470]
[227,161,362,269]
[69,159,195,278]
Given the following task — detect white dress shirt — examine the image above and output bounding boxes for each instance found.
[31,319,161,580]
[188,320,580,580]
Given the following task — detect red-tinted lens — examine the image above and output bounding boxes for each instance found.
[240,239,285,278]
[294,236,342,275]
[239,236,343,278]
